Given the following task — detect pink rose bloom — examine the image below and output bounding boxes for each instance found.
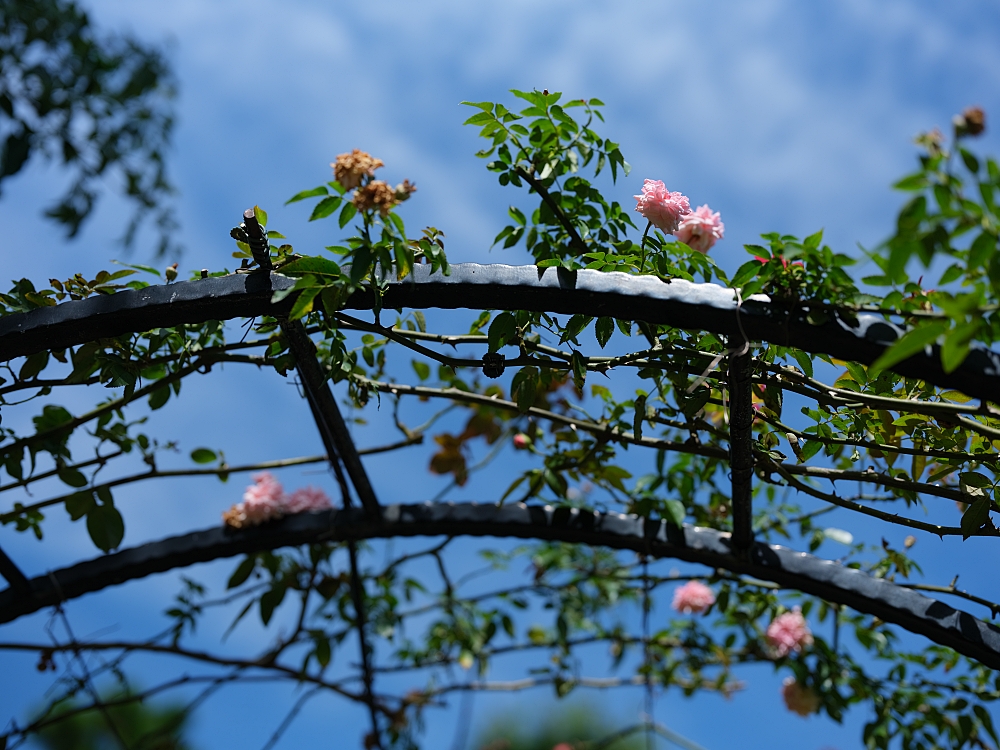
[513,433,531,450]
[672,580,716,615]
[241,472,287,525]
[781,676,821,716]
[552,745,574,750]
[766,607,813,657]
[285,486,333,514]
[634,179,691,234]
[675,204,724,254]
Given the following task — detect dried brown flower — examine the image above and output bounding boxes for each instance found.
[394,179,417,201]
[221,505,247,529]
[353,179,399,216]
[953,106,986,138]
[964,106,986,135]
[332,149,384,190]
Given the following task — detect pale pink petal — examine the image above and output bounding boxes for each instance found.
[675,204,725,254]
[766,607,813,657]
[240,472,287,525]
[285,486,333,514]
[634,179,691,234]
[672,580,716,614]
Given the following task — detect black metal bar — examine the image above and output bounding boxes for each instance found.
[728,352,755,553]
[2,264,999,402]
[281,320,381,516]
[2,503,999,670]
[241,208,273,271]
[347,541,382,749]
[0,545,30,596]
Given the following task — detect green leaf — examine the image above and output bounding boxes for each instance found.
[19,351,49,381]
[559,314,592,345]
[845,361,868,385]
[191,448,217,464]
[941,389,973,403]
[260,584,288,626]
[57,466,88,488]
[499,474,528,505]
[961,497,992,539]
[968,232,996,270]
[960,147,980,174]
[228,556,257,589]
[280,256,342,277]
[411,360,430,381]
[286,185,329,204]
[893,173,929,191]
[338,201,357,229]
[803,230,823,250]
[663,499,685,527]
[65,491,95,521]
[313,634,332,668]
[731,260,764,289]
[309,195,343,221]
[960,471,993,490]
[148,385,170,410]
[87,503,124,552]
[570,350,587,391]
[289,287,320,320]
[511,366,538,413]
[870,321,948,374]
[791,350,814,378]
[941,319,980,373]
[460,100,495,112]
[633,394,646,441]
[487,311,517,352]
[595,317,614,348]
[254,205,268,227]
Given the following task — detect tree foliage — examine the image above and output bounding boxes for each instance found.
[0,0,178,254]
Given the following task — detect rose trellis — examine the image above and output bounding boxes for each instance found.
[2,92,1000,750]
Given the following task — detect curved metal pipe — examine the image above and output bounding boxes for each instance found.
[1,502,998,669]
[1,264,998,400]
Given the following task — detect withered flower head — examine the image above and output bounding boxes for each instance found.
[394,179,417,201]
[914,128,945,155]
[953,106,986,138]
[332,149,384,190]
[352,179,399,217]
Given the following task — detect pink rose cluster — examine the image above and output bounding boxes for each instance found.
[222,472,332,529]
[633,180,724,254]
[671,580,716,615]
[781,676,821,717]
[766,607,813,658]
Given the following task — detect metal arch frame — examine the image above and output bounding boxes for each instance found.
[1,263,999,402]
[2,263,1000,668]
[1,502,999,669]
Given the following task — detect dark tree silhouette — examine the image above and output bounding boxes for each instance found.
[0,0,178,254]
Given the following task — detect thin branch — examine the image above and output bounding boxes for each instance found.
[754,408,994,465]
[0,450,123,494]
[764,457,997,538]
[514,166,589,253]
[356,377,728,461]
[1,435,422,523]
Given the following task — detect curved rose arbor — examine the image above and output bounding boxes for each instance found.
[4,251,1000,748]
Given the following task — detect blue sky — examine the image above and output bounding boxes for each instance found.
[3,1,1000,748]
